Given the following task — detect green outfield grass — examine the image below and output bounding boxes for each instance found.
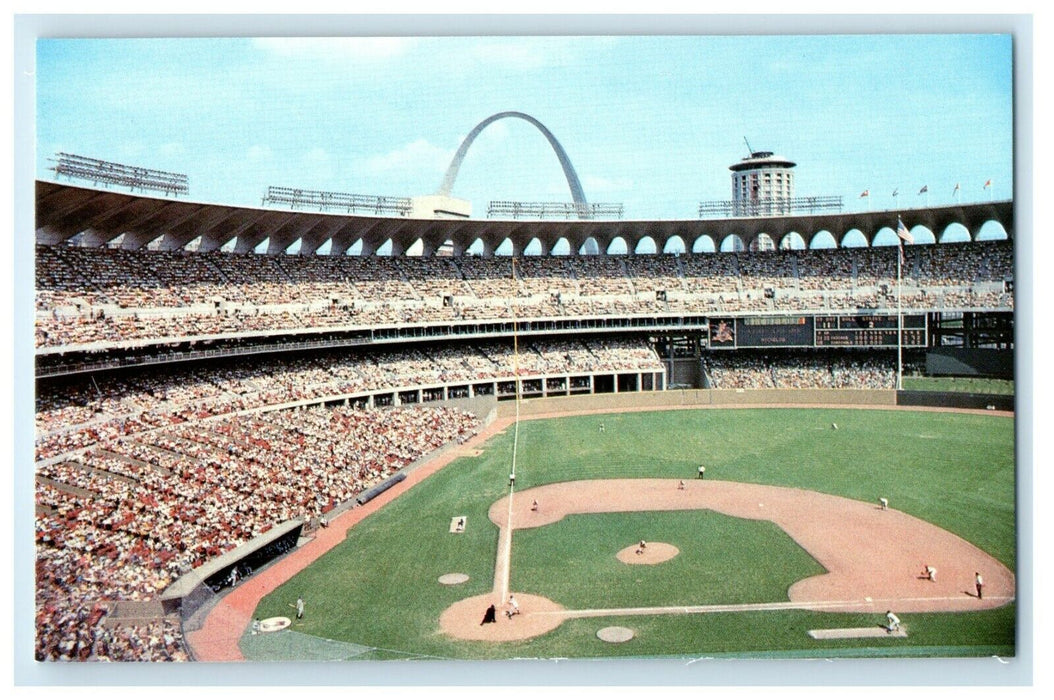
[247,407,1015,661]
[902,376,1015,395]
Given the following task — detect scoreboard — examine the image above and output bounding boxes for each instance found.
[709,314,927,349]
[815,314,926,347]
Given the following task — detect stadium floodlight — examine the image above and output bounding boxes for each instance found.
[49,153,189,196]
[487,201,624,221]
[262,186,413,216]
[698,195,843,219]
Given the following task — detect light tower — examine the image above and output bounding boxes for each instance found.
[729,149,797,217]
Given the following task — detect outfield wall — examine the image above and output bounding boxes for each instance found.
[898,390,1015,412]
[499,389,897,417]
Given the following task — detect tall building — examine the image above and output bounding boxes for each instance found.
[730,151,796,217]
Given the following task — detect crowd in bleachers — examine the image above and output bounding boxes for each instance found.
[35,404,481,662]
[31,237,1012,662]
[35,242,1013,350]
[705,351,897,390]
[35,339,665,461]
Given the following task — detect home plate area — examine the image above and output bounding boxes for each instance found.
[808,626,907,640]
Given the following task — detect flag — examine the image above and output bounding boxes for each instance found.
[892,189,899,197]
[860,189,870,198]
[897,219,914,244]
[953,183,960,194]
[984,179,992,189]
[896,218,913,265]
[918,185,928,194]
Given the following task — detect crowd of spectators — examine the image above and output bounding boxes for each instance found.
[624,255,685,293]
[35,338,666,461]
[705,351,897,390]
[32,235,1012,661]
[35,241,1013,350]
[35,404,480,662]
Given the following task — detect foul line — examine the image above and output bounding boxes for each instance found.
[529,595,1015,619]
[497,258,521,604]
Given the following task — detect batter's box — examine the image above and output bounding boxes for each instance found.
[808,627,907,639]
[450,516,467,533]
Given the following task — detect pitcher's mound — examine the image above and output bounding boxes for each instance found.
[440,593,565,642]
[617,542,679,565]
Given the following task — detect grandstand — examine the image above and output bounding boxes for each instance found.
[33,180,1014,661]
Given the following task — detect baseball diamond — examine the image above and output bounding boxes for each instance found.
[185,403,1015,661]
[30,35,1019,669]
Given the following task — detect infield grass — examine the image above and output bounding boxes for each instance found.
[248,406,1015,660]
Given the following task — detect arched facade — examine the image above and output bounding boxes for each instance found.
[36,181,1014,257]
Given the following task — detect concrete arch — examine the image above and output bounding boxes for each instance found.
[937,222,971,244]
[720,234,747,253]
[551,237,571,255]
[692,235,716,253]
[524,238,544,256]
[635,236,658,254]
[780,231,808,250]
[750,232,777,252]
[580,237,600,255]
[663,235,686,254]
[437,111,590,216]
[606,236,629,255]
[840,229,868,248]
[977,220,1009,241]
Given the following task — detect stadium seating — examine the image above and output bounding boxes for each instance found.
[34,242,1014,350]
[33,237,1013,662]
[35,405,480,661]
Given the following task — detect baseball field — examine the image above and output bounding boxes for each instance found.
[242,406,1015,661]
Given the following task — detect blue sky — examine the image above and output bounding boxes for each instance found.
[36,34,1013,223]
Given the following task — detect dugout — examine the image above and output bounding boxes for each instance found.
[162,519,303,619]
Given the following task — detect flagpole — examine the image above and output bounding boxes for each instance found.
[897,230,903,391]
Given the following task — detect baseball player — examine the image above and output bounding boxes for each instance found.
[886,610,900,633]
[923,565,937,581]
[975,572,984,599]
[505,594,520,618]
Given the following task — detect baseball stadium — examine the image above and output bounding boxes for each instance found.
[28,37,1020,669]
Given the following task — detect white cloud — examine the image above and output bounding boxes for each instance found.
[360,139,452,177]
[251,37,416,62]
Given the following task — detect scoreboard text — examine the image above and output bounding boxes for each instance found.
[709,314,927,349]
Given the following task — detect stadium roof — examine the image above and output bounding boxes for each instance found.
[36,180,1013,256]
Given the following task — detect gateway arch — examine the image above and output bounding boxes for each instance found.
[437,111,591,216]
